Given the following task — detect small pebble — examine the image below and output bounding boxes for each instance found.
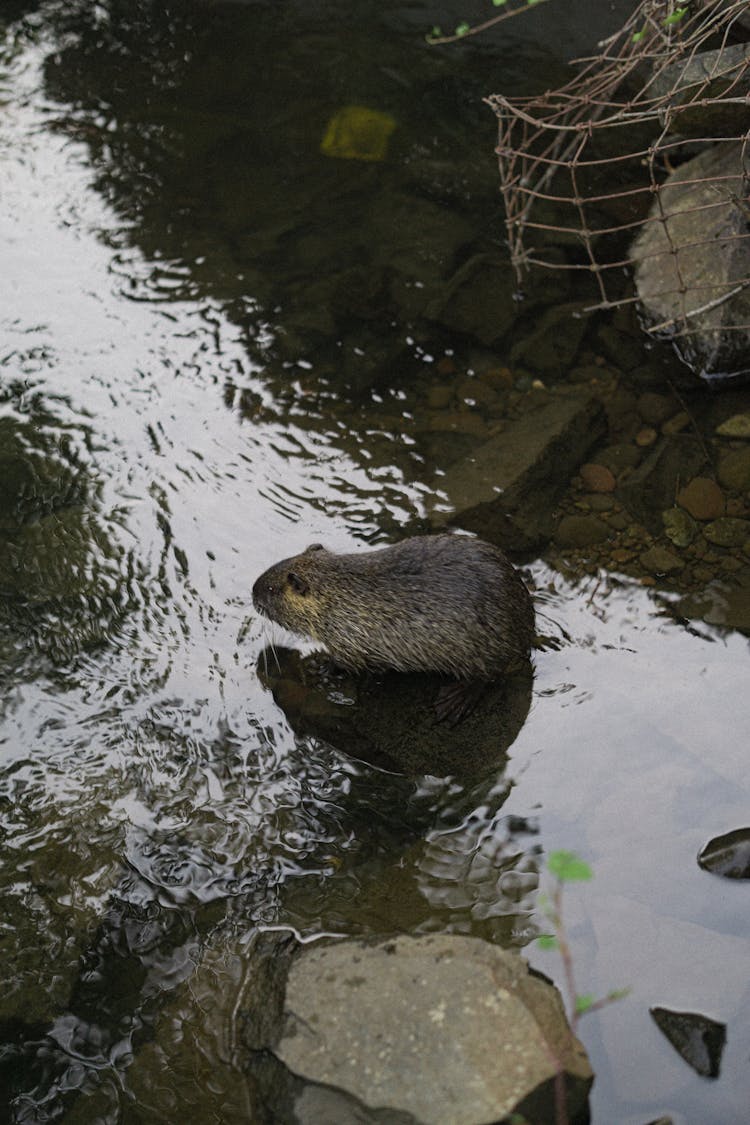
[554,514,610,548]
[718,447,750,492]
[611,547,637,563]
[676,477,725,521]
[720,557,743,572]
[663,507,698,547]
[640,545,685,574]
[662,411,691,435]
[585,493,615,512]
[607,512,631,531]
[635,426,658,447]
[597,443,642,473]
[637,392,674,426]
[716,413,750,439]
[427,385,454,410]
[481,366,514,391]
[579,463,616,493]
[703,517,750,548]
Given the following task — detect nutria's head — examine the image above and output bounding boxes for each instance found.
[252,543,332,639]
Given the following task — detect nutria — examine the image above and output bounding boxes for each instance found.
[252,535,534,693]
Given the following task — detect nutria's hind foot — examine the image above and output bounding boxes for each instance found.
[433,681,488,726]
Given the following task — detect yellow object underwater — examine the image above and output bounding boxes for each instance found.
[320,106,396,162]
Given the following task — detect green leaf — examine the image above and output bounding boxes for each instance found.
[492,0,508,6]
[429,25,442,38]
[663,6,688,25]
[548,850,593,882]
[632,29,645,42]
[536,934,559,951]
[607,987,631,1002]
[575,993,595,1014]
[455,22,471,36]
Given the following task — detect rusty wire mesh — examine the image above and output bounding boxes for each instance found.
[487,0,750,357]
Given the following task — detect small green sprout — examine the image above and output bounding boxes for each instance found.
[663,6,688,26]
[547,849,592,882]
[537,850,628,1024]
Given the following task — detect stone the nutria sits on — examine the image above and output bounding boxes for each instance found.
[252,534,534,720]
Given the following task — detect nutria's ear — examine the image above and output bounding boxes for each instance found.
[304,543,324,553]
[287,571,310,596]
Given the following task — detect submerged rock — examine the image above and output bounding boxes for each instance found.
[617,436,707,534]
[676,477,725,521]
[510,302,591,377]
[579,462,616,493]
[649,1006,726,1079]
[639,545,684,576]
[432,389,606,551]
[718,447,750,492]
[716,413,750,439]
[634,426,658,448]
[677,579,750,631]
[425,253,518,346]
[555,514,610,548]
[637,392,675,427]
[242,933,593,1125]
[662,507,698,548]
[702,517,750,548]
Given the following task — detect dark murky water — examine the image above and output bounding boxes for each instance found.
[1,2,749,1122]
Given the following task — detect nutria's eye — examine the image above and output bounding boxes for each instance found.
[287,571,310,596]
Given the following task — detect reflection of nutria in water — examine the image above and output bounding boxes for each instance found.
[252,535,534,719]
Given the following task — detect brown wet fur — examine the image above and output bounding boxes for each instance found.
[252,534,535,684]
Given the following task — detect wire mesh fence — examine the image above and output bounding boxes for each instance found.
[486,0,750,377]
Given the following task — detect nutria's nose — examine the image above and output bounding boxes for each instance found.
[252,574,269,614]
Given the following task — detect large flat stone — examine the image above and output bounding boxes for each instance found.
[432,390,606,549]
[272,934,592,1125]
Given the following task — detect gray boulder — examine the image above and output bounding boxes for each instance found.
[243,932,593,1125]
[648,44,750,139]
[631,143,750,384]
